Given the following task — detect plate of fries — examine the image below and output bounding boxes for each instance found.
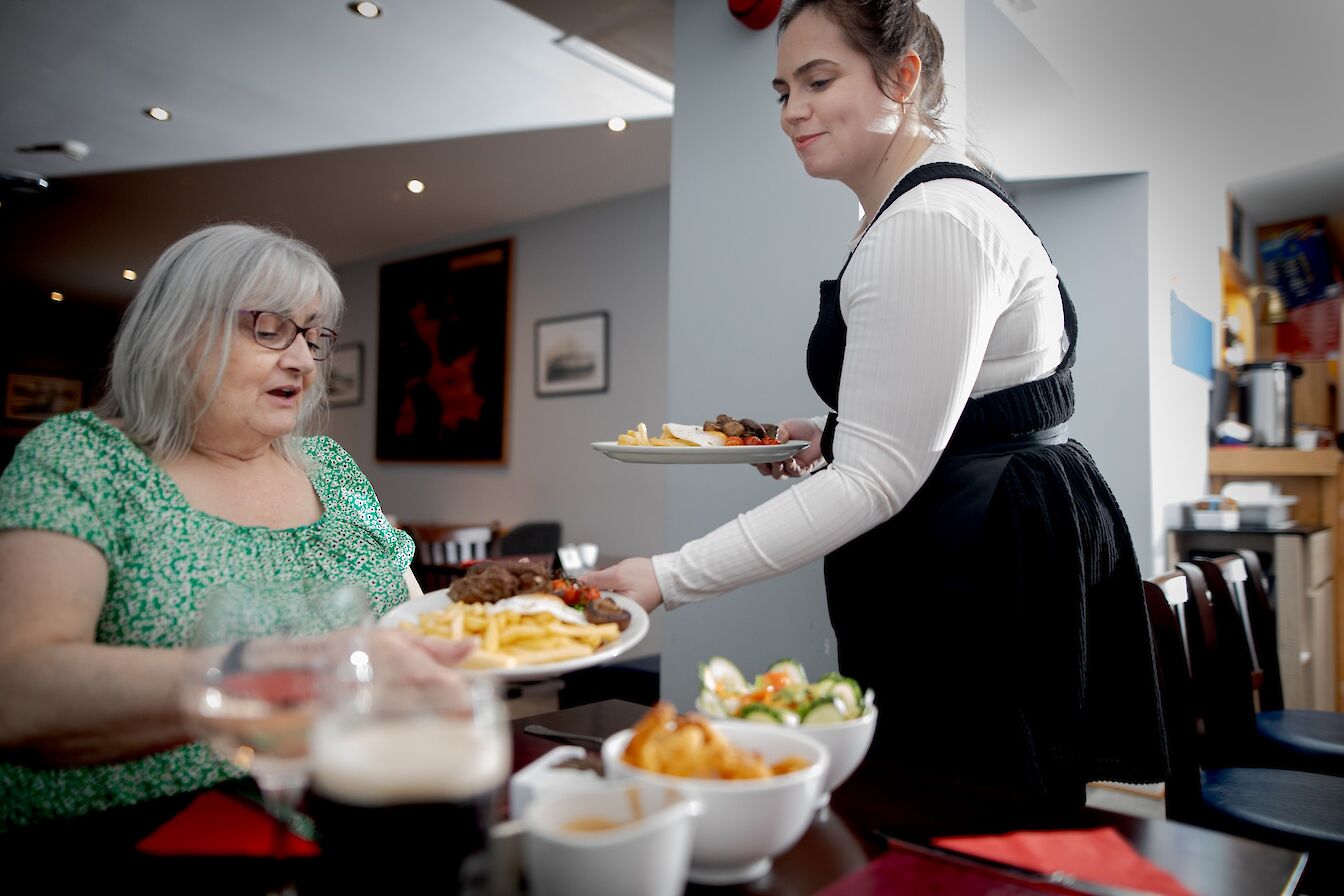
[379,591,649,682]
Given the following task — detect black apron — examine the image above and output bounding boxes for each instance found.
[806,163,1166,804]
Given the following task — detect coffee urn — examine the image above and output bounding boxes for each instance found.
[1237,362,1302,447]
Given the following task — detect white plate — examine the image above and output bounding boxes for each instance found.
[379,590,648,682]
[591,440,810,465]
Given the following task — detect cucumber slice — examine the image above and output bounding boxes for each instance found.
[800,696,846,725]
[700,657,749,695]
[775,707,801,727]
[767,659,808,688]
[695,691,728,718]
[828,676,864,719]
[739,705,785,724]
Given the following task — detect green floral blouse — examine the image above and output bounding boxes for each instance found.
[0,411,415,829]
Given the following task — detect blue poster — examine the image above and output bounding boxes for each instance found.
[1170,290,1213,381]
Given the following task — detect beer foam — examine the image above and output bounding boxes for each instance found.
[311,715,510,805]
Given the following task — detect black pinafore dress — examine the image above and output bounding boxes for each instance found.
[806,163,1165,804]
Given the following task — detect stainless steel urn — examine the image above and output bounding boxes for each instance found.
[1237,362,1303,447]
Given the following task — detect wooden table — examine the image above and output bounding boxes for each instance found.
[513,701,1311,896]
[0,700,1314,894]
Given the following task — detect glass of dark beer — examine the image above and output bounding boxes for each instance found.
[307,664,510,893]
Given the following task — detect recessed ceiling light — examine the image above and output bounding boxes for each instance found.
[145,107,171,122]
[607,117,628,132]
[348,2,382,18]
[406,179,425,194]
[122,269,137,281]
[50,291,64,302]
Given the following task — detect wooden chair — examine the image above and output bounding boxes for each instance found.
[1195,554,1344,777]
[1142,571,1344,859]
[404,522,500,592]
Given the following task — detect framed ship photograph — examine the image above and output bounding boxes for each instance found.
[535,311,609,398]
[327,342,364,408]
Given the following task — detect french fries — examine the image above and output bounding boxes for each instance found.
[623,702,810,779]
[616,422,698,448]
[401,598,621,669]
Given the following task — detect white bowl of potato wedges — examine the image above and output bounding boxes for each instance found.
[695,657,877,808]
[601,702,829,886]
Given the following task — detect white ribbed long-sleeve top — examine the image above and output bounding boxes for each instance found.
[652,142,1067,609]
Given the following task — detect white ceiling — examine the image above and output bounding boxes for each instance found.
[4,0,1341,310]
[972,0,1344,236]
[0,0,674,306]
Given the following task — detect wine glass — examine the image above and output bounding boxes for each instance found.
[307,655,511,894]
[178,579,373,864]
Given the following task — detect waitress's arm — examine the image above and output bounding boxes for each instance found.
[652,207,1007,607]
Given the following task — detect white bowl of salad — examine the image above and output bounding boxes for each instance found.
[695,657,877,807]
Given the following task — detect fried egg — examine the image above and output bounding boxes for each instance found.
[664,423,727,447]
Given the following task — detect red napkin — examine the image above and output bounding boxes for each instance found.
[137,791,319,857]
[816,846,1090,895]
[932,827,1195,896]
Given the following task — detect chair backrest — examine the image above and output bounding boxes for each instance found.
[1140,576,1202,814]
[1179,560,1258,761]
[1197,555,1271,703]
[1232,548,1285,711]
[495,521,562,560]
[406,523,498,566]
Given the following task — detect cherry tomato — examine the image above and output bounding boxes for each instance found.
[580,586,600,604]
[724,436,744,446]
[762,437,780,445]
[744,435,762,446]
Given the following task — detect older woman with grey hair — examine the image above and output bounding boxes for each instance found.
[0,223,467,830]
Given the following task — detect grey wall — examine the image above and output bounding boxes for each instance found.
[660,3,857,709]
[324,187,670,570]
[1011,174,1153,572]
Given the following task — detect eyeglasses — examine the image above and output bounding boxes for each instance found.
[238,310,339,360]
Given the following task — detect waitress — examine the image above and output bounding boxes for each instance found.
[586,0,1164,806]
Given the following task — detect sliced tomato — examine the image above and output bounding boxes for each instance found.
[724,436,744,446]
[744,435,762,446]
[762,437,780,445]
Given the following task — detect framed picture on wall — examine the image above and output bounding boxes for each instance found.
[327,342,364,408]
[4,372,83,422]
[535,311,609,398]
[376,239,512,462]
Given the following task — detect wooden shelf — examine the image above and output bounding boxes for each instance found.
[1209,447,1341,477]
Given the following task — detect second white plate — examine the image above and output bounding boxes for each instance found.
[591,440,809,465]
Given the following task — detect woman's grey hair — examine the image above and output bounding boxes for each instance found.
[96,223,344,466]
[780,0,947,139]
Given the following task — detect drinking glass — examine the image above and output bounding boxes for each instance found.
[178,580,373,858]
[307,658,511,893]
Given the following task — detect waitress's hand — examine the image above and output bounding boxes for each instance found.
[581,558,663,614]
[755,418,825,479]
